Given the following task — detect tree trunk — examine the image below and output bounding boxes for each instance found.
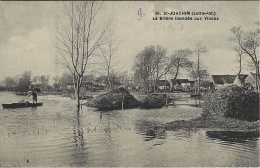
[255,61,260,92]
[107,70,111,89]
[197,53,200,95]
[153,76,157,92]
[238,56,242,75]
[174,63,180,80]
[147,79,150,93]
[77,84,81,110]
[153,80,156,92]
[74,77,82,111]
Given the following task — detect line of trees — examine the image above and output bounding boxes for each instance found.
[0,70,128,93]
[133,43,209,93]
[52,71,127,91]
[1,71,50,92]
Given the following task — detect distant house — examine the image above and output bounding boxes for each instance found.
[179,79,190,88]
[84,81,94,90]
[65,81,105,91]
[84,81,105,91]
[169,79,181,91]
[189,80,195,88]
[212,75,237,89]
[157,79,170,91]
[199,80,214,90]
[233,74,248,86]
[66,82,75,90]
[169,78,194,91]
[124,80,139,91]
[190,80,213,91]
[179,79,192,92]
[30,82,47,91]
[245,72,258,90]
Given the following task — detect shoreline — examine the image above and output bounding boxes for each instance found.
[165,114,260,132]
[2,91,259,132]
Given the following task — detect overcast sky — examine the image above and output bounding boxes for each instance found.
[0,1,259,82]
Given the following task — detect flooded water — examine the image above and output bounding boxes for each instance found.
[169,92,203,106]
[0,92,259,167]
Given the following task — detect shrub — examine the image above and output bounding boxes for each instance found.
[202,85,259,121]
[0,86,6,91]
[141,94,169,109]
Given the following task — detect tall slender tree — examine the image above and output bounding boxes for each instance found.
[100,28,120,89]
[233,46,244,75]
[194,42,207,95]
[56,1,113,109]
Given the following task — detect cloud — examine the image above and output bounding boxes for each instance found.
[0,27,57,81]
[203,48,239,75]
[0,1,258,81]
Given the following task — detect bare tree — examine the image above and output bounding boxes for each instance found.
[133,45,173,92]
[194,42,207,94]
[56,1,113,109]
[171,49,193,80]
[231,26,260,91]
[151,45,170,91]
[4,77,17,91]
[100,28,120,89]
[233,46,245,75]
[189,62,209,81]
[32,75,49,90]
[133,46,155,92]
[17,71,32,93]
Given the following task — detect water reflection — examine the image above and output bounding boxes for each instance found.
[206,131,260,143]
[73,111,84,147]
[135,120,167,141]
[205,130,260,167]
[0,92,259,167]
[70,110,88,166]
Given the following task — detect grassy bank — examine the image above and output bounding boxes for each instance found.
[165,86,259,132]
[41,89,259,132]
[166,114,260,131]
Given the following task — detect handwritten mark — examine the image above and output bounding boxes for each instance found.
[155,11,160,15]
[137,8,145,20]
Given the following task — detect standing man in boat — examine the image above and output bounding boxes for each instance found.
[27,88,37,104]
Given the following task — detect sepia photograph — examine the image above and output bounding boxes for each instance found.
[0,1,259,167]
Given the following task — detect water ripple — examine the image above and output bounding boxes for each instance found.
[0,92,259,167]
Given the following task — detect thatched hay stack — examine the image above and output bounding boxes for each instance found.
[85,87,140,110]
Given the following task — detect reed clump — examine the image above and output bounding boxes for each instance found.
[202,85,259,121]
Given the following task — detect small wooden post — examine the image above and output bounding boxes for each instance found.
[164,75,168,107]
[80,99,83,110]
[165,93,168,107]
[122,94,124,110]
